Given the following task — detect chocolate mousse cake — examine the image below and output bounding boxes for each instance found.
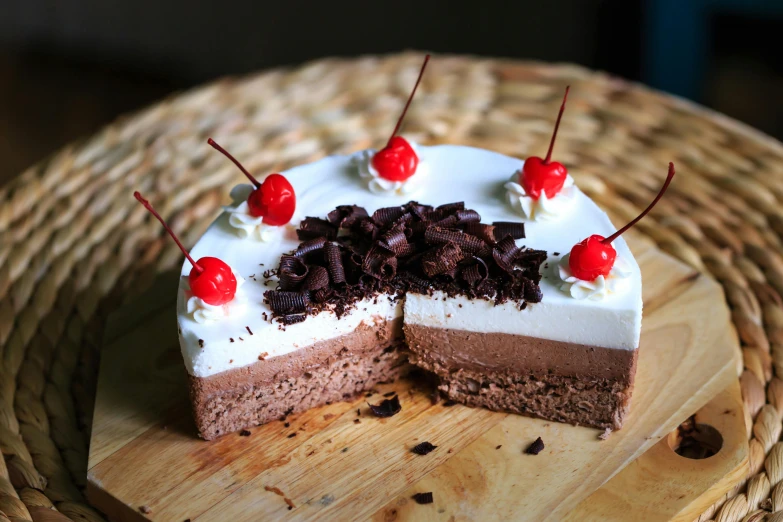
[135,64,673,439]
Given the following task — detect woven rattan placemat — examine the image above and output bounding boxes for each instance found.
[1,53,782,522]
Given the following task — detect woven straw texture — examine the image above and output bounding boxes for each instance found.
[1,52,783,522]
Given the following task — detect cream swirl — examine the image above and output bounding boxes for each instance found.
[356,141,427,195]
[182,271,247,324]
[223,184,285,242]
[556,253,632,301]
[504,174,576,222]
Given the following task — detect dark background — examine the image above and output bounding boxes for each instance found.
[1,0,781,184]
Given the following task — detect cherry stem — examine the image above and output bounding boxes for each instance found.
[543,86,570,165]
[134,191,203,273]
[208,138,261,188]
[387,54,431,146]
[603,162,676,244]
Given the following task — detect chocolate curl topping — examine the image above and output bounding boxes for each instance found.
[492,236,521,274]
[304,265,329,291]
[297,217,337,240]
[324,242,346,285]
[422,242,464,277]
[464,223,496,243]
[455,209,481,224]
[461,256,489,287]
[492,221,525,240]
[425,226,487,254]
[372,206,406,226]
[523,279,543,303]
[265,291,310,315]
[436,202,465,212]
[379,224,410,255]
[294,237,327,257]
[363,244,398,280]
[432,214,459,228]
[278,255,309,290]
[327,205,369,228]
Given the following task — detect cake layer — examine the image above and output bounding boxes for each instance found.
[405,290,641,351]
[405,324,638,429]
[190,317,408,439]
[179,145,642,379]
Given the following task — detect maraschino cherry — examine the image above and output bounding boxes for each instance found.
[568,162,676,281]
[134,191,238,306]
[520,86,571,200]
[371,54,431,182]
[208,138,296,226]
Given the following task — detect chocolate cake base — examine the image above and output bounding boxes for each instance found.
[404,324,638,430]
[190,318,409,440]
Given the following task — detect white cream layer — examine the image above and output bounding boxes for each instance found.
[179,145,643,377]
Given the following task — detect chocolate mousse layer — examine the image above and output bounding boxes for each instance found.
[404,324,638,430]
[191,317,408,440]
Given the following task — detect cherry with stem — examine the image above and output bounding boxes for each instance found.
[135,191,203,274]
[208,138,261,188]
[543,86,570,165]
[386,54,430,146]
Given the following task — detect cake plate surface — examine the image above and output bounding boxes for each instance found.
[86,234,744,521]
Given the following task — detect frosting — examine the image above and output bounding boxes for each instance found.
[557,252,633,301]
[356,141,427,195]
[179,145,642,378]
[183,271,247,324]
[505,173,576,222]
[223,184,286,242]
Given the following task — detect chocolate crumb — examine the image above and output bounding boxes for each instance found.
[383,391,397,397]
[139,505,152,514]
[287,433,297,438]
[553,252,560,256]
[411,441,438,455]
[443,400,457,407]
[258,352,268,360]
[230,338,234,343]
[354,419,361,424]
[284,422,290,428]
[342,447,349,453]
[447,449,453,453]
[412,492,434,505]
[323,413,335,421]
[496,445,502,450]
[525,437,545,455]
[246,326,253,335]
[599,428,612,440]
[357,408,361,416]
[229,359,233,364]
[368,395,402,418]
[197,339,204,348]
[239,429,251,437]
[238,336,244,341]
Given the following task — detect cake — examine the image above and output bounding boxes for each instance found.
[136,57,674,440]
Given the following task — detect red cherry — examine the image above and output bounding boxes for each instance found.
[568,163,676,281]
[134,192,237,306]
[519,86,570,200]
[372,136,419,182]
[250,173,296,225]
[208,138,296,226]
[373,54,430,182]
[569,234,617,281]
[188,256,237,306]
[520,156,568,200]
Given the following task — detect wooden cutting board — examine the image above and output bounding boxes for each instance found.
[86,237,745,521]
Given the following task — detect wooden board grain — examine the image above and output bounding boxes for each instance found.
[87,238,745,521]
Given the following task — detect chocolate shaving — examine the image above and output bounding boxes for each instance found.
[304,265,329,291]
[278,255,309,290]
[461,257,489,287]
[294,237,327,257]
[464,223,496,243]
[368,395,401,418]
[372,206,405,225]
[525,437,545,455]
[422,242,464,277]
[412,492,434,505]
[425,226,486,254]
[411,441,438,455]
[328,205,369,228]
[265,291,310,314]
[455,209,481,224]
[324,242,346,285]
[379,224,409,255]
[436,201,464,212]
[282,314,306,325]
[492,221,525,239]
[363,244,397,280]
[297,217,336,240]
